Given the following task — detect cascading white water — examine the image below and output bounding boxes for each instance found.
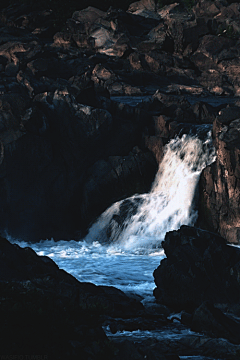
[85,130,216,250]
[8,126,219,355]
[10,128,216,298]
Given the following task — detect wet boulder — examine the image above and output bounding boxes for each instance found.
[153,226,240,313]
[80,148,157,237]
[193,0,224,18]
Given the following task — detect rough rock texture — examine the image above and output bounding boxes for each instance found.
[1,0,240,240]
[199,106,240,243]
[153,226,240,313]
[0,35,157,240]
[191,301,240,344]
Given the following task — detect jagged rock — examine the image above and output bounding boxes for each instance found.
[144,135,164,164]
[199,105,240,243]
[0,235,144,357]
[193,0,225,18]
[192,34,235,66]
[144,51,174,73]
[191,301,240,344]
[153,114,172,138]
[191,101,217,124]
[79,148,156,229]
[0,81,156,239]
[137,22,173,52]
[0,3,56,36]
[91,63,144,95]
[1,0,240,241]
[153,226,240,313]
[71,6,106,32]
[127,0,160,19]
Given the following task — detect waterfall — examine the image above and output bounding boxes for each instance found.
[85,130,216,250]
[10,128,217,297]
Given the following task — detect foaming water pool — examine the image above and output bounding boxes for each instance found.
[9,133,216,298]
[10,238,164,297]
[7,130,224,360]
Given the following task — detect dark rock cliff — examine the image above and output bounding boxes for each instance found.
[1,0,240,241]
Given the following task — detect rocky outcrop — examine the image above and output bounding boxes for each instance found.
[153,225,240,313]
[0,8,161,240]
[154,226,240,350]
[153,225,240,350]
[0,235,145,358]
[0,85,157,240]
[1,0,240,240]
[3,233,239,360]
[198,105,240,243]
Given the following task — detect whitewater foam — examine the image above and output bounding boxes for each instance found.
[85,131,216,249]
[8,130,216,298]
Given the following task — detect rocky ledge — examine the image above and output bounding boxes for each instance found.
[154,226,240,346]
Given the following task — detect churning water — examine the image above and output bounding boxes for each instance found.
[85,131,216,249]
[10,130,216,301]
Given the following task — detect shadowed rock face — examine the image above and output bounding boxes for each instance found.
[153,225,240,313]
[198,106,240,243]
[3,232,240,360]
[0,88,157,240]
[191,301,240,345]
[0,235,145,357]
[153,225,240,347]
[1,0,240,241]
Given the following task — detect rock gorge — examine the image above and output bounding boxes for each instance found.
[1,0,240,242]
[1,0,240,359]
